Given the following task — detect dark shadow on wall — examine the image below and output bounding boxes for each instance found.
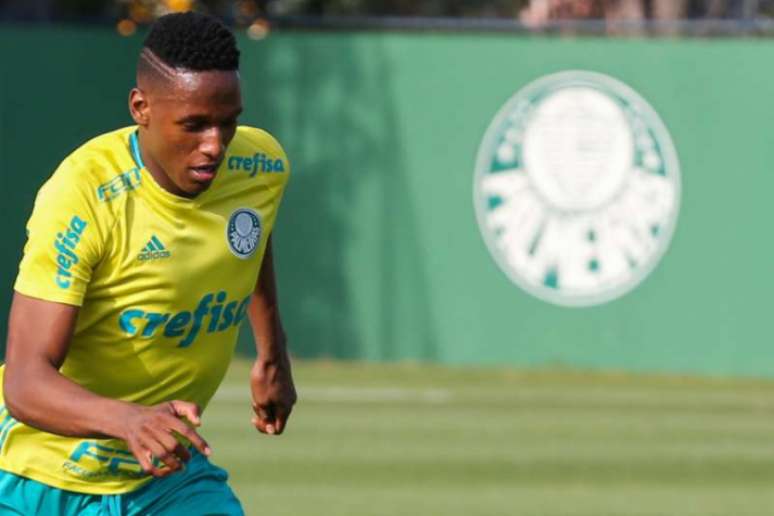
[235,32,438,361]
[234,33,368,359]
[0,27,438,362]
[0,27,139,357]
[372,37,439,362]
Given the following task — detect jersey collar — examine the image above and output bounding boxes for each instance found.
[129,131,145,170]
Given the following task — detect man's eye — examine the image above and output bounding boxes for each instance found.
[182,121,206,132]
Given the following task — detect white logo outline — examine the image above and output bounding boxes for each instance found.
[473,70,682,307]
[226,208,262,260]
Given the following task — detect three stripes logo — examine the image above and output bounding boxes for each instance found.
[137,235,171,261]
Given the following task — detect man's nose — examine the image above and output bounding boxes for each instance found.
[199,127,225,159]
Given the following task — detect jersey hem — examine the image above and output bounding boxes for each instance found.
[0,461,153,495]
[13,282,85,307]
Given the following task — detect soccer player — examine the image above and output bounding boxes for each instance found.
[0,11,295,515]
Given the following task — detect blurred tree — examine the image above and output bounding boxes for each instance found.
[5,0,774,24]
[606,0,645,21]
[263,0,530,17]
[516,0,774,31]
[652,0,689,20]
[54,0,111,17]
[0,0,54,20]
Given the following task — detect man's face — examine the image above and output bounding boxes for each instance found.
[131,70,243,198]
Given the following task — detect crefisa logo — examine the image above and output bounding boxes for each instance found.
[474,71,681,307]
[227,208,261,259]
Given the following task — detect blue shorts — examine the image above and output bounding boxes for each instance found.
[0,451,244,515]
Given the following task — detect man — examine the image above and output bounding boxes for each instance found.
[0,11,295,515]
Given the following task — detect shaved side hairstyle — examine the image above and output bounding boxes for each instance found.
[138,11,240,81]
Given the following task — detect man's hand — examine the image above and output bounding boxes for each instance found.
[120,400,211,478]
[250,356,296,435]
[4,294,210,478]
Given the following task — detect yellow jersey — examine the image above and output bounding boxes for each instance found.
[0,125,289,494]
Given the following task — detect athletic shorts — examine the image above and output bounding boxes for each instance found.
[0,450,244,515]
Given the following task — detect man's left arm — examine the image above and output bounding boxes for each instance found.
[247,235,297,435]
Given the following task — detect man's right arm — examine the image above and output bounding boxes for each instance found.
[3,292,211,477]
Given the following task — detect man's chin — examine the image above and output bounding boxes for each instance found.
[177,171,217,195]
[185,181,213,197]
[169,178,212,199]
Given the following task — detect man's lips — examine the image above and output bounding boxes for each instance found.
[189,164,218,182]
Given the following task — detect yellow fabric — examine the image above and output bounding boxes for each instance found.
[1,125,289,494]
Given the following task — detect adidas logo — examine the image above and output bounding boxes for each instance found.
[137,235,171,261]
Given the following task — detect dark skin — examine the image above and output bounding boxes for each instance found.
[130,59,242,198]
[3,58,296,477]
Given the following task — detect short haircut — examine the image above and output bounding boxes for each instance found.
[142,12,240,71]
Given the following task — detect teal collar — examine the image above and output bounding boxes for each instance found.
[129,131,145,169]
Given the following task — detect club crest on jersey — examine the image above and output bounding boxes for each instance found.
[227,208,261,259]
[473,71,681,307]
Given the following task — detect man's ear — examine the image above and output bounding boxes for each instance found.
[129,87,150,127]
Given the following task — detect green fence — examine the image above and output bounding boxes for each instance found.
[1,27,771,376]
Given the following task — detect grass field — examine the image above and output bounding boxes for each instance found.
[203,358,774,516]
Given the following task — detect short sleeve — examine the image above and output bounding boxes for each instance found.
[14,164,107,306]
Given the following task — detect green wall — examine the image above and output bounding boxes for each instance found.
[1,27,771,376]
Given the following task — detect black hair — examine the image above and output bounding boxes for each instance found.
[142,12,239,71]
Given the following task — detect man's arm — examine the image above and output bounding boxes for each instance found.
[247,235,296,435]
[3,293,211,477]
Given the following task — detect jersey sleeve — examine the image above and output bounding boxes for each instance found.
[14,160,109,306]
[253,127,290,235]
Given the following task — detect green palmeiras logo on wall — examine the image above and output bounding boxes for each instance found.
[227,208,262,259]
[474,71,681,307]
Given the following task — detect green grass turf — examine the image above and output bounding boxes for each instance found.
[202,359,774,516]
